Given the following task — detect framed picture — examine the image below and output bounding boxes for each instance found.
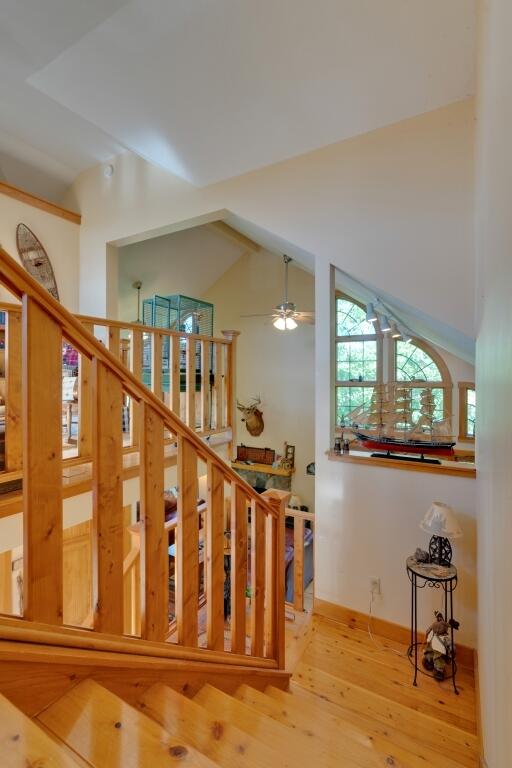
[285,444,295,467]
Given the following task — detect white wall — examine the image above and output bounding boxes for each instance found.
[0,194,80,311]
[316,262,477,647]
[474,0,512,763]
[117,225,244,321]
[204,251,315,510]
[65,99,475,342]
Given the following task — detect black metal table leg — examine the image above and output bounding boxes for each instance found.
[413,572,418,686]
[449,581,459,695]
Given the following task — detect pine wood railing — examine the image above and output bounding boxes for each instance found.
[0,246,287,669]
[0,302,238,472]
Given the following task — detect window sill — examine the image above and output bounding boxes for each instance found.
[327,450,476,478]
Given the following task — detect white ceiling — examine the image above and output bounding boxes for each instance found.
[1,0,476,196]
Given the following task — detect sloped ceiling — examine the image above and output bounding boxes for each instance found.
[0,0,476,198]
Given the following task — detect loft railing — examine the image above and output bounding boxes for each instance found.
[0,246,287,669]
[0,303,238,472]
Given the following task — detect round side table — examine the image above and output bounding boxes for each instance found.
[406,556,459,695]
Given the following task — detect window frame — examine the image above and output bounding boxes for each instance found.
[334,291,456,433]
[335,292,383,427]
[458,381,475,442]
[389,336,453,423]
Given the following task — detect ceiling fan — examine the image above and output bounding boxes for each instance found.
[241,255,315,330]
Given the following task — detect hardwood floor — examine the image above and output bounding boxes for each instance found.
[0,591,479,766]
[284,610,478,767]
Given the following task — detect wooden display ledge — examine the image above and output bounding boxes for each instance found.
[327,449,476,478]
[231,461,294,477]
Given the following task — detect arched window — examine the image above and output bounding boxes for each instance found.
[335,294,382,426]
[392,337,452,423]
[335,292,454,432]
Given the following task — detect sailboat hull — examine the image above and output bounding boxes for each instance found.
[353,431,455,457]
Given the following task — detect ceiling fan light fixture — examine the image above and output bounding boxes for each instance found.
[273,316,287,330]
[285,317,298,330]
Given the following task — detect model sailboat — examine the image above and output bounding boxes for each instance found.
[350,385,455,460]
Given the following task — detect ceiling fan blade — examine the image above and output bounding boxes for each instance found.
[296,316,315,325]
[240,313,276,318]
[295,311,315,316]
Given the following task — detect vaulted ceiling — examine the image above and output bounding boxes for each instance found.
[1,0,476,198]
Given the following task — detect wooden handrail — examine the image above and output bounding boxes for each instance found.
[0,246,287,669]
[76,313,232,346]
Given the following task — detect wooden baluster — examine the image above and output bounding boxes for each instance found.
[264,514,277,660]
[200,340,210,432]
[78,321,93,458]
[250,501,265,657]
[206,460,225,651]
[261,490,289,668]
[151,331,163,399]
[22,297,63,624]
[139,402,167,641]
[107,325,121,357]
[185,337,195,429]
[91,359,124,634]
[214,343,224,430]
[130,328,142,447]
[0,550,12,614]
[5,309,22,471]
[170,335,181,416]
[176,435,198,646]
[231,483,248,654]
[293,516,305,612]
[222,331,240,453]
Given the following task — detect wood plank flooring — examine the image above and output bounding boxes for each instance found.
[284,612,478,767]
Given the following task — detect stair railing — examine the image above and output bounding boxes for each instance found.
[0,304,238,470]
[0,246,287,669]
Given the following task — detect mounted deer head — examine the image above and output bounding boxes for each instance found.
[237,396,264,436]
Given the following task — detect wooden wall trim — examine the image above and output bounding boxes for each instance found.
[0,180,81,225]
[328,450,476,478]
[314,597,475,670]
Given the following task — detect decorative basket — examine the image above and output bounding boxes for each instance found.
[236,444,275,465]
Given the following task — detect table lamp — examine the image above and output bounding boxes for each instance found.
[420,502,462,565]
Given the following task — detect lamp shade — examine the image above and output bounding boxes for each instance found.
[420,502,463,539]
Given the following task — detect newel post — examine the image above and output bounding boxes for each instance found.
[221,330,240,458]
[262,488,290,669]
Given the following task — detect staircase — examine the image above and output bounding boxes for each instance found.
[1,613,478,767]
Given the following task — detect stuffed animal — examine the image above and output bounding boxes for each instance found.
[423,611,453,680]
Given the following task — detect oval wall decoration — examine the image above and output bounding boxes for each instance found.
[16,223,59,301]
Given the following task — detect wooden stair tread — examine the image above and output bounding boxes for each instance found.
[36,678,218,767]
[138,683,283,768]
[263,684,477,768]
[0,691,81,767]
[290,666,478,765]
[194,683,361,768]
[235,683,430,768]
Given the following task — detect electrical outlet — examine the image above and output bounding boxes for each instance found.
[370,577,381,595]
